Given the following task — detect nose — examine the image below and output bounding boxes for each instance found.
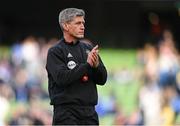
[81,23,85,30]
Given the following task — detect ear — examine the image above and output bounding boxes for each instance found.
[63,23,69,31]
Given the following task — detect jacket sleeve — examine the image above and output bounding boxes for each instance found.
[46,48,91,87]
[92,56,107,85]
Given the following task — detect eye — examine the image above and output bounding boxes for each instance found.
[76,22,81,25]
[75,21,85,25]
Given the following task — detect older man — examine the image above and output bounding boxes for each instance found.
[46,8,107,125]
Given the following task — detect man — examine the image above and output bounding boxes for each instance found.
[46,8,107,125]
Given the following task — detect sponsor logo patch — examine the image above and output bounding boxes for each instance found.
[67,61,76,69]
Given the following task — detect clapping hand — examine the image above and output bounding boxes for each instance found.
[87,45,99,68]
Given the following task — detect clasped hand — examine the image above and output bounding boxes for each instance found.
[87,45,99,68]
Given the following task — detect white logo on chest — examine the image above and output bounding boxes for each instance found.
[67,53,73,58]
[67,61,76,69]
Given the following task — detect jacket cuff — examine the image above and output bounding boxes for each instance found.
[85,62,91,69]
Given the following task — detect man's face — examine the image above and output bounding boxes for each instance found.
[66,16,85,39]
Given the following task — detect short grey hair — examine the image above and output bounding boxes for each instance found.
[59,8,85,30]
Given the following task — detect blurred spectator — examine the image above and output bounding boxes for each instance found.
[0,79,14,125]
[0,57,12,82]
[11,41,24,67]
[161,85,176,126]
[138,44,162,125]
[96,90,118,117]
[139,74,162,125]
[144,43,158,82]
[12,68,29,103]
[158,29,179,88]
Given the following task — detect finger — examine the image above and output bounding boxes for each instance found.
[91,45,98,52]
[87,54,94,66]
[91,48,99,54]
[92,55,97,62]
[92,58,99,67]
[89,51,99,66]
[91,51,97,57]
[92,52,98,60]
[93,50,99,57]
[92,55,99,65]
[91,56,96,64]
[89,53,96,62]
[91,52,98,61]
[93,45,98,50]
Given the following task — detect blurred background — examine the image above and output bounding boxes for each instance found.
[1,0,180,125]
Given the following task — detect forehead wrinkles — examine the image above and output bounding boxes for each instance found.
[69,17,85,24]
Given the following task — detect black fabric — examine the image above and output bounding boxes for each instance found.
[46,38,107,106]
[52,105,99,125]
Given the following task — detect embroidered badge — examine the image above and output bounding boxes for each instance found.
[67,61,76,69]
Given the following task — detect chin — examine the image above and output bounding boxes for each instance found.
[77,35,84,39]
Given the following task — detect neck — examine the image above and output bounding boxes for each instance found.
[63,33,77,44]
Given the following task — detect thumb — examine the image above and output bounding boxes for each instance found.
[92,45,98,52]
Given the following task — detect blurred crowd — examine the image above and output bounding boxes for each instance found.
[96,12,180,125]
[137,28,180,126]
[0,36,57,125]
[95,28,180,125]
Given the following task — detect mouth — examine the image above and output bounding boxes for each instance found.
[79,31,84,34]
[78,33,84,36]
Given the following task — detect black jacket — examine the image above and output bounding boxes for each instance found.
[46,38,107,106]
